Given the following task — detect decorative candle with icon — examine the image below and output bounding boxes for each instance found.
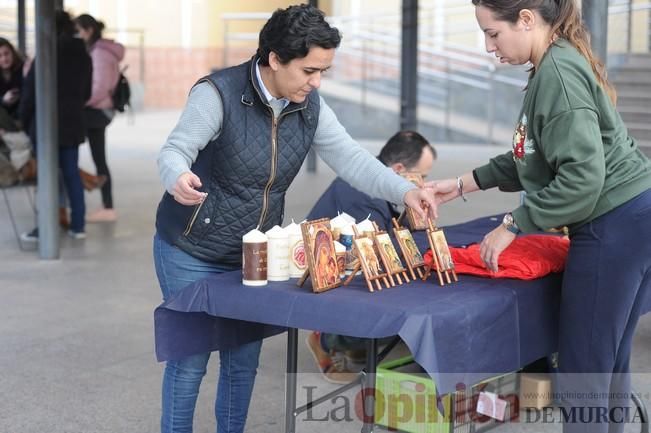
[265,225,289,281]
[242,228,267,286]
[285,219,306,278]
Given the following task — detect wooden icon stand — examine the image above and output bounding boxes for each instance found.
[391,218,428,281]
[424,219,458,286]
[296,218,342,293]
[372,222,410,285]
[400,172,429,231]
[343,226,391,292]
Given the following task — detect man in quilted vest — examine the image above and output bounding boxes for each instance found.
[154,5,437,433]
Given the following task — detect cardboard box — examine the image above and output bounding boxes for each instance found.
[375,357,452,433]
[376,356,522,432]
[519,373,553,409]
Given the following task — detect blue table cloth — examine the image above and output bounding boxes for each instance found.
[154,215,562,394]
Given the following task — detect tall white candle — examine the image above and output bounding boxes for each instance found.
[330,213,351,230]
[339,223,354,251]
[266,225,289,281]
[340,212,356,225]
[242,228,267,286]
[285,220,306,278]
[356,217,376,235]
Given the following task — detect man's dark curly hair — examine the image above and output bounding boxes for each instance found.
[257,4,341,66]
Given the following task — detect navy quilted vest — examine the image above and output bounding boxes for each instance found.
[156,58,320,264]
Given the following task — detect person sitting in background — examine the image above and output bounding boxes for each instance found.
[305,130,436,383]
[0,38,23,120]
[75,13,125,223]
[307,130,436,230]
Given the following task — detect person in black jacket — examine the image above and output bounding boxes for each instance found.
[20,10,93,240]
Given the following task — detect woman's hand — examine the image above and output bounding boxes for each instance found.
[479,225,516,272]
[172,172,207,205]
[429,173,479,205]
[429,178,460,205]
[2,89,19,105]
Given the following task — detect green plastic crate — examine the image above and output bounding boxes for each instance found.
[375,356,452,433]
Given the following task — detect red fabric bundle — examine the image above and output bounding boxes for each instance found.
[423,235,570,280]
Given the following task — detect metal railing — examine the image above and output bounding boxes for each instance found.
[328,9,527,143]
[221,12,270,67]
[221,1,650,143]
[608,0,651,54]
[221,10,526,143]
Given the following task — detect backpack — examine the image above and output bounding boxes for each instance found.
[112,67,131,113]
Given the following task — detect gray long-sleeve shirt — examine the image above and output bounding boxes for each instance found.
[157,81,415,206]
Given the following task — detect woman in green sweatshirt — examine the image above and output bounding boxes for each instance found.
[433,1,651,431]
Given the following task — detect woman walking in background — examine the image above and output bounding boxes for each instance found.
[75,13,124,222]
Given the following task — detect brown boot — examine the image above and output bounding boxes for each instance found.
[18,158,37,182]
[79,169,107,191]
[59,207,69,229]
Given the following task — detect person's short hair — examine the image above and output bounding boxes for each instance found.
[378,131,436,169]
[257,4,341,66]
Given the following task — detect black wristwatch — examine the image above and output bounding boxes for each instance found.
[502,213,520,235]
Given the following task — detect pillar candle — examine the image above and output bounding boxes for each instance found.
[330,213,351,242]
[242,228,267,286]
[340,212,356,225]
[339,223,354,250]
[266,225,289,281]
[285,220,306,278]
[356,217,376,237]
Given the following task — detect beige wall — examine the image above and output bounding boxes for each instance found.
[55,1,338,108]
[55,1,333,108]
[333,0,398,16]
[66,1,332,49]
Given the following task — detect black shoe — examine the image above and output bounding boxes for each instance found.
[20,228,38,243]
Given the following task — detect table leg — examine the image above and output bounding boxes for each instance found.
[285,328,298,433]
[631,389,649,433]
[361,338,378,433]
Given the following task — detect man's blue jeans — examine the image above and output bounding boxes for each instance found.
[153,233,263,433]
